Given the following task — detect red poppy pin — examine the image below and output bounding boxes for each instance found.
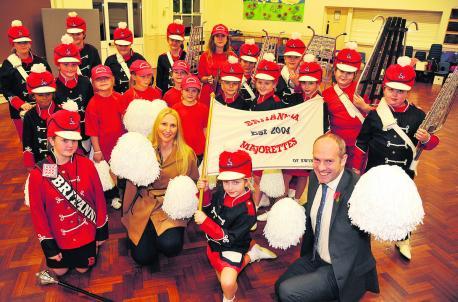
[334,191,341,203]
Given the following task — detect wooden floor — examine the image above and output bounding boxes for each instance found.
[0,83,456,302]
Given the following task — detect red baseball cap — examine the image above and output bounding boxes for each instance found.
[172,60,190,73]
[129,60,153,76]
[218,149,252,180]
[182,74,202,90]
[91,64,113,80]
[211,24,229,36]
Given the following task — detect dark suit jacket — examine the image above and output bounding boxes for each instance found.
[301,169,379,302]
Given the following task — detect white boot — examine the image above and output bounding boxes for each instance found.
[248,243,277,263]
[111,197,122,210]
[288,189,296,198]
[258,193,270,208]
[395,238,411,260]
[257,211,269,221]
[223,295,235,302]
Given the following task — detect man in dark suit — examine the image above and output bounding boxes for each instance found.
[275,133,379,302]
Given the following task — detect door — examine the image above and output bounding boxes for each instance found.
[93,0,143,62]
[325,7,348,50]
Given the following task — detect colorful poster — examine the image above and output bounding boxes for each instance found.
[243,0,305,22]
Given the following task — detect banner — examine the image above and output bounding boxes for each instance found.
[206,97,324,175]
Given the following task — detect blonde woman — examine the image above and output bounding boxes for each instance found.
[121,108,199,269]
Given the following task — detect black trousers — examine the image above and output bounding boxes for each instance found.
[129,220,185,266]
[275,254,339,302]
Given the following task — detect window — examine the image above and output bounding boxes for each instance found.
[173,0,201,31]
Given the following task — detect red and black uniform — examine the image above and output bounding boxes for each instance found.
[201,185,256,272]
[28,154,108,268]
[78,44,101,78]
[85,92,125,162]
[163,87,182,107]
[120,86,163,114]
[239,76,256,106]
[156,50,186,93]
[22,103,59,168]
[216,92,249,110]
[54,74,94,140]
[250,90,283,111]
[322,81,370,168]
[275,68,300,101]
[172,101,209,157]
[104,51,145,94]
[0,54,51,129]
[355,101,439,179]
[198,51,236,106]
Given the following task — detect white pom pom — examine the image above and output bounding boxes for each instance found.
[68,11,78,17]
[263,198,306,250]
[228,55,239,64]
[345,41,358,50]
[291,32,301,40]
[24,174,30,207]
[93,160,115,191]
[61,34,74,45]
[30,63,47,74]
[260,169,285,198]
[303,53,316,63]
[348,165,424,242]
[110,132,160,187]
[162,175,199,219]
[123,99,164,137]
[173,19,183,25]
[397,56,412,67]
[11,20,22,27]
[245,38,255,45]
[61,100,79,112]
[263,52,275,62]
[118,22,127,29]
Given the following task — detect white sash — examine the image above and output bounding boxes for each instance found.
[166,51,174,68]
[241,76,255,101]
[7,54,29,81]
[116,53,131,79]
[333,84,365,123]
[280,65,296,91]
[376,98,418,172]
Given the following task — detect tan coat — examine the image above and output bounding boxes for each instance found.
[121,146,199,245]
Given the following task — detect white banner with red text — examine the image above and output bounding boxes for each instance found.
[206,97,324,175]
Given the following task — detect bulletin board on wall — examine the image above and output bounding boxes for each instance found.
[243,0,305,22]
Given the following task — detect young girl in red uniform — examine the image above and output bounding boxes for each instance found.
[156,19,186,93]
[54,34,94,154]
[282,54,329,202]
[162,60,190,107]
[238,39,260,105]
[276,33,306,101]
[198,24,235,106]
[195,149,276,302]
[322,42,373,169]
[28,109,108,276]
[22,64,58,168]
[85,65,125,209]
[104,22,145,94]
[216,56,249,110]
[250,53,283,208]
[0,20,52,140]
[65,12,101,78]
[120,59,162,114]
[172,74,209,165]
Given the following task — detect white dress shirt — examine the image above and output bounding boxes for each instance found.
[310,169,344,263]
